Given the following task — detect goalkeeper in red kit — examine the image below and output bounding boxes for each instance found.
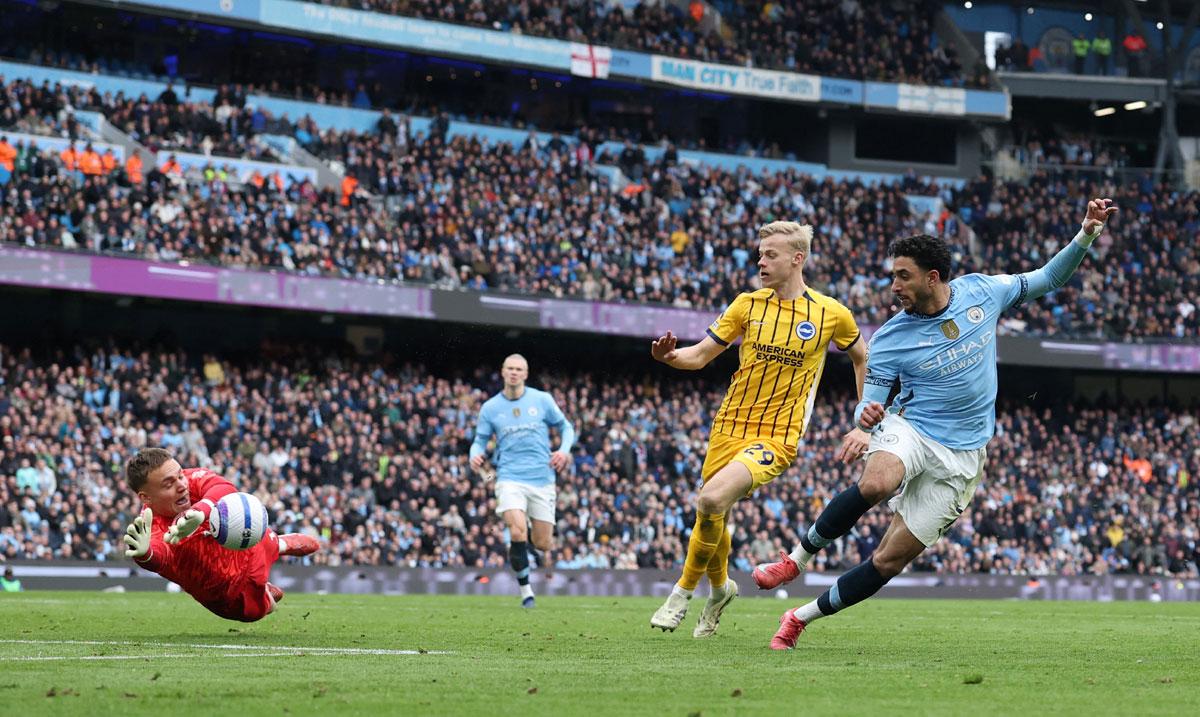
[122,447,320,622]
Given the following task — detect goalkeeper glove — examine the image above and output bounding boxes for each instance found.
[165,499,215,545]
[123,507,153,560]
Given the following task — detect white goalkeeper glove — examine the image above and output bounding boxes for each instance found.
[123,507,153,559]
[165,499,215,545]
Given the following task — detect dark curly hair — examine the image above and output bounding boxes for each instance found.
[889,234,952,282]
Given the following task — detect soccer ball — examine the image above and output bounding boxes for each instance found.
[209,492,269,550]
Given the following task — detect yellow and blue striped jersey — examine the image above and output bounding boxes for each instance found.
[706,287,860,448]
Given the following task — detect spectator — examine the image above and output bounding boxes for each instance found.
[1123,31,1148,77]
[1092,31,1113,75]
[1073,34,1090,75]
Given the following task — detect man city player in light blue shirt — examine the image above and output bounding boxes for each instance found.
[757,198,1118,649]
[470,354,575,608]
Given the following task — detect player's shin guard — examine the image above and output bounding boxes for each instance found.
[509,541,531,586]
[815,558,890,617]
[679,512,724,591]
[800,485,873,554]
[705,523,731,589]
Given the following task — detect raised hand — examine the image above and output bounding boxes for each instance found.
[1083,197,1117,235]
[123,507,153,559]
[650,330,679,363]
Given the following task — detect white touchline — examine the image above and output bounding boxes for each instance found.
[0,639,451,655]
[0,653,311,662]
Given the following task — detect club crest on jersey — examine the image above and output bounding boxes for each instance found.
[528,406,538,416]
[512,408,521,417]
[795,321,817,341]
[940,319,960,340]
[966,306,985,324]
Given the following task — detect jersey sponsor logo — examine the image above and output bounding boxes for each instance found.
[795,321,817,341]
[500,422,543,437]
[528,406,539,416]
[966,306,985,324]
[940,319,960,340]
[753,343,807,368]
[919,330,994,377]
[512,408,521,417]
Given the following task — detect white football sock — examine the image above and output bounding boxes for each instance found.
[709,582,727,602]
[788,545,814,568]
[793,600,825,625]
[520,584,535,600]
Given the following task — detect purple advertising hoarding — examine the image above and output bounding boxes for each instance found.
[2,246,1198,372]
[0,246,433,318]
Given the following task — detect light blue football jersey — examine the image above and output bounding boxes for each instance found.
[470,387,575,486]
[861,272,1028,450]
[856,233,1092,450]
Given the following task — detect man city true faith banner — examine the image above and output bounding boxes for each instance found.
[649,56,821,103]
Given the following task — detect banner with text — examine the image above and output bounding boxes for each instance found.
[650,56,821,103]
[103,0,1009,118]
[260,0,574,71]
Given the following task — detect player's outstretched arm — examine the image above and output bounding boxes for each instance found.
[1020,197,1117,303]
[650,331,725,370]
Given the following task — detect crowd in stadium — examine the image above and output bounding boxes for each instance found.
[0,343,1196,579]
[2,68,1198,341]
[311,0,977,87]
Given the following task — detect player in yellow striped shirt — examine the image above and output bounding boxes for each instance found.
[649,221,868,636]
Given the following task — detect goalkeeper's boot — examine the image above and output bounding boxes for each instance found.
[692,579,738,638]
[752,550,802,590]
[279,533,320,557]
[649,589,690,632]
[769,609,807,650]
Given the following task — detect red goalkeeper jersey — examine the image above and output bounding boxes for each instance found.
[134,468,270,605]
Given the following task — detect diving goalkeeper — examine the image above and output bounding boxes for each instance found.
[122,447,320,622]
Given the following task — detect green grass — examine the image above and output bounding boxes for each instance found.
[2,591,1198,716]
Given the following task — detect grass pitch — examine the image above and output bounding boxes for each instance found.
[1,591,1197,716]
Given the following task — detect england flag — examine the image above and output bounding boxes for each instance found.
[570,43,612,79]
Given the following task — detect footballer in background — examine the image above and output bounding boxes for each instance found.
[122,447,320,622]
[470,353,575,608]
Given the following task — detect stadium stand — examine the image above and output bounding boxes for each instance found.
[2,64,1196,340]
[0,342,1195,578]
[308,0,981,86]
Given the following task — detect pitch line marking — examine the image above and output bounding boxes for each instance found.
[0,639,451,655]
[1,653,320,662]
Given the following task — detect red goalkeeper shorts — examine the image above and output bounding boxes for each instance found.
[201,530,282,622]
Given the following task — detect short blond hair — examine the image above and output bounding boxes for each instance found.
[758,221,813,254]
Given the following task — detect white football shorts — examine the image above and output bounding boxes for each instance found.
[495,480,557,524]
[866,413,986,547]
